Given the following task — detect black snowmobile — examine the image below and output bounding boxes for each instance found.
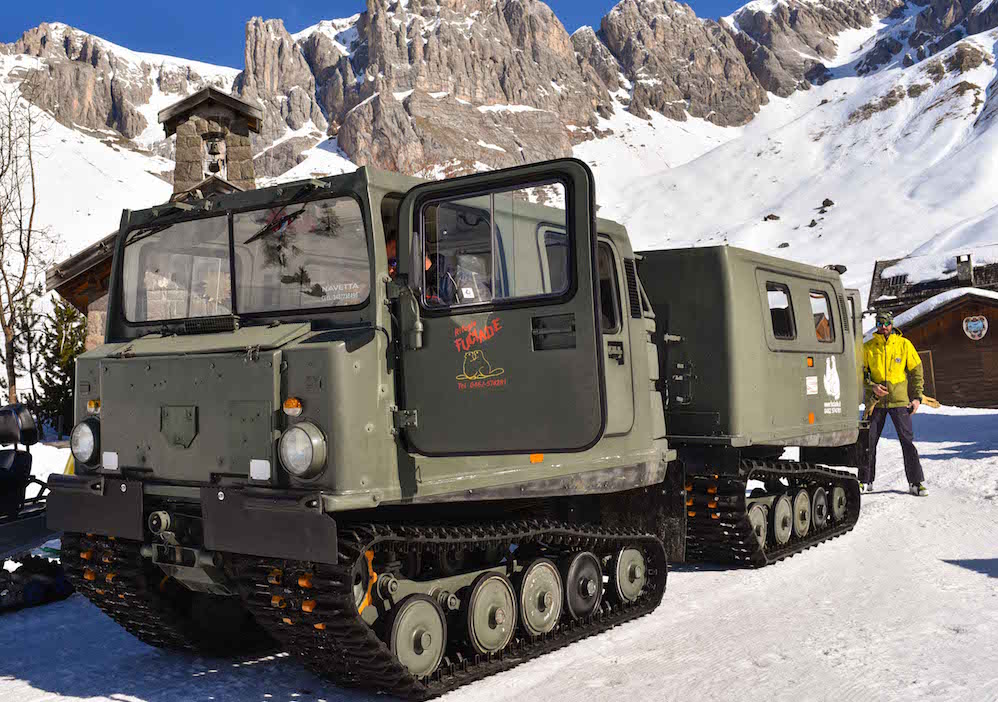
[0,404,72,611]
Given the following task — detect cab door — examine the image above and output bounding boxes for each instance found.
[395,159,606,455]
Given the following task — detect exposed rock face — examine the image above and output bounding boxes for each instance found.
[733,0,905,87]
[235,17,327,160]
[595,0,768,125]
[308,0,612,173]
[11,23,150,139]
[9,23,232,141]
[7,0,998,182]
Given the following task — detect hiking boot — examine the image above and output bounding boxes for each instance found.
[909,483,929,497]
[861,482,874,493]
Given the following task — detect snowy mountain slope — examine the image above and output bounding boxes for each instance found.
[5,404,997,701]
[1,0,997,311]
[0,55,173,263]
[582,20,998,301]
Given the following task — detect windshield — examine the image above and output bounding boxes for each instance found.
[122,215,232,323]
[233,197,368,313]
[121,197,370,323]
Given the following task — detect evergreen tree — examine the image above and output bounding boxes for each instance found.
[37,297,86,436]
[13,285,45,408]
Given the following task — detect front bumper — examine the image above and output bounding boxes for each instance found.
[46,475,339,564]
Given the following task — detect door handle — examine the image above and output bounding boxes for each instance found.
[608,341,625,365]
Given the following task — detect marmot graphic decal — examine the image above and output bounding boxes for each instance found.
[456,350,505,380]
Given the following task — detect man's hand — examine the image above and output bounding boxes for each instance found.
[909,398,921,414]
[873,384,888,398]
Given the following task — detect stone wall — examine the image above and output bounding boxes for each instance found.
[172,105,255,192]
[86,294,108,350]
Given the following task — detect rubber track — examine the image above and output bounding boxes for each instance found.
[61,533,220,651]
[226,520,667,700]
[61,533,274,656]
[684,460,861,567]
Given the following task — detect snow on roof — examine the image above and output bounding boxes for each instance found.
[880,244,998,284]
[864,288,998,339]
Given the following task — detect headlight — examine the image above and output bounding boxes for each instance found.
[278,422,326,478]
[70,419,100,466]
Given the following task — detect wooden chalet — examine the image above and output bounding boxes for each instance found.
[890,288,998,408]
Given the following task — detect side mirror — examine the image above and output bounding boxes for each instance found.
[0,404,39,447]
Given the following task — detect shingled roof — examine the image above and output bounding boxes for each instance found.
[158,87,263,137]
[868,246,998,316]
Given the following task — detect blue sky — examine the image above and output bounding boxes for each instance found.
[1,0,743,68]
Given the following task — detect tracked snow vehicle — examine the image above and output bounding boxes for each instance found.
[47,159,863,698]
[1,404,72,611]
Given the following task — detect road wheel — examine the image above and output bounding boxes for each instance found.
[771,495,793,546]
[747,503,768,550]
[611,548,647,603]
[389,595,447,678]
[466,573,517,654]
[831,486,847,522]
[811,487,828,531]
[560,552,603,621]
[793,489,811,539]
[518,559,563,636]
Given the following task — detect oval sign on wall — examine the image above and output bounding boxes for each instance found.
[963,315,988,341]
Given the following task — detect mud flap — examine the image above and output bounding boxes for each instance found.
[201,488,338,564]
[800,422,871,470]
[46,475,144,540]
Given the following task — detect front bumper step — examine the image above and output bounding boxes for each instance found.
[46,475,338,564]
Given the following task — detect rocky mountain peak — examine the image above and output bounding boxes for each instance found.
[5,0,998,182]
[234,16,328,169]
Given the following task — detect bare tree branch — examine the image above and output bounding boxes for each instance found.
[0,86,52,402]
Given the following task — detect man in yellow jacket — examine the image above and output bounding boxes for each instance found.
[862,310,928,496]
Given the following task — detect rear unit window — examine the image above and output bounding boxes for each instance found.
[810,290,835,342]
[766,282,795,340]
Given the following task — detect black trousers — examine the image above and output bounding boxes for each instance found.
[861,406,924,485]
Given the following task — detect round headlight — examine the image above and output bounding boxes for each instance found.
[70,419,99,466]
[278,422,326,478]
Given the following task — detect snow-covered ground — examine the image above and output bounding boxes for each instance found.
[3,404,996,701]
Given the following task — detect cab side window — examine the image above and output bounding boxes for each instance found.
[810,290,835,342]
[597,242,621,333]
[766,282,795,340]
[421,182,568,308]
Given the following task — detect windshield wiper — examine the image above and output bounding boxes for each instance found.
[243,205,308,246]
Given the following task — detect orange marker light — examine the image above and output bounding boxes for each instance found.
[530,453,544,464]
[283,398,303,417]
[807,357,814,368]
[808,412,815,424]
[87,399,101,415]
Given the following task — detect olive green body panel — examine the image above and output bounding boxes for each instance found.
[639,246,859,448]
[74,165,668,514]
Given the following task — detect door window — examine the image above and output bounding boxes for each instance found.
[421,182,569,308]
[597,242,621,333]
[766,282,796,340]
[810,290,835,342]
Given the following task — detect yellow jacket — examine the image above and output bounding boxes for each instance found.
[863,330,924,408]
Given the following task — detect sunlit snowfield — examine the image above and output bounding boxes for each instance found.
[2,405,996,702]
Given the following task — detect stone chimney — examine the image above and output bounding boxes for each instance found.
[158,87,263,194]
[956,253,975,285]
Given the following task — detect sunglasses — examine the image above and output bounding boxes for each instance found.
[875,320,891,328]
